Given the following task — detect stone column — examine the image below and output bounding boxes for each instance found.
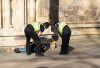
[0,0,1,28]
[12,0,24,28]
[27,0,36,24]
[2,0,10,28]
[36,0,49,22]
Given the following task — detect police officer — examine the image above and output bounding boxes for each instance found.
[54,22,71,55]
[24,22,50,56]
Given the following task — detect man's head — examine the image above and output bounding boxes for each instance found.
[42,22,50,29]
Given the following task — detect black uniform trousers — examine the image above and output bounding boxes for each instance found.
[60,25,71,54]
[24,24,41,55]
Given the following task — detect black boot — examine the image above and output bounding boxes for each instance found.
[59,51,68,55]
[35,53,44,56]
[26,45,32,55]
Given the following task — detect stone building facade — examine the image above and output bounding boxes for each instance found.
[0,0,100,47]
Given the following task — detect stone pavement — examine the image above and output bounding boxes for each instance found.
[0,35,100,68]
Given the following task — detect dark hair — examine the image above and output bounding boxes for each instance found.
[43,22,50,28]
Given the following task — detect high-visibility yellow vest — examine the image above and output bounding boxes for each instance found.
[31,22,40,32]
[58,22,66,34]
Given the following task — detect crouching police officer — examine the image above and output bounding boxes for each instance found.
[54,22,71,55]
[24,22,50,56]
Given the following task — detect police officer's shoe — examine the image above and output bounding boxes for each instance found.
[26,52,32,55]
[35,53,44,56]
[26,45,32,55]
[59,52,68,55]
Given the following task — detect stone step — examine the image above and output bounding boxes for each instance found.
[0,46,25,53]
[65,21,100,24]
[0,29,99,46]
[69,24,100,28]
[0,35,99,53]
[0,40,25,46]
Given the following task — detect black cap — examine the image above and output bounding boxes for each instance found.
[43,22,50,29]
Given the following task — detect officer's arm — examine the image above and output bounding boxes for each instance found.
[38,24,44,36]
[52,24,59,41]
[38,31,42,36]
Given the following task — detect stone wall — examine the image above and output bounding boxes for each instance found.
[0,0,100,47]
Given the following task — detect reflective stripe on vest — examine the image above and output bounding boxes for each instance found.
[31,22,40,32]
[58,22,66,34]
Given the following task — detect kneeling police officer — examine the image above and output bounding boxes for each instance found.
[24,22,50,56]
